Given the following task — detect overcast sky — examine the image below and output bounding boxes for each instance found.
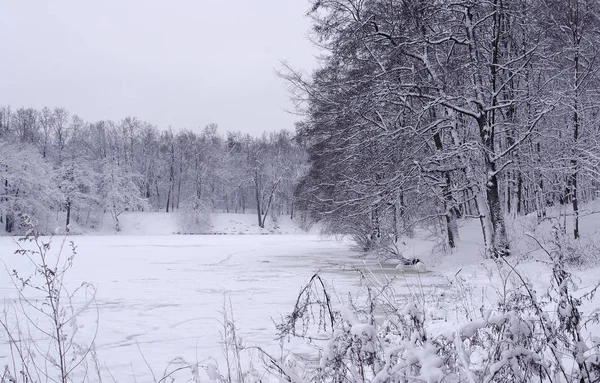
[0,1,318,136]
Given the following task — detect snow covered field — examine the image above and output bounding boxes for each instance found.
[1,233,436,381]
[91,212,314,235]
[1,210,600,381]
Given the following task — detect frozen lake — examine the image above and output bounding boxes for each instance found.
[1,234,441,381]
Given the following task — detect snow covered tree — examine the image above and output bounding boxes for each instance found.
[541,0,600,239]
[58,155,99,232]
[286,0,594,256]
[98,160,148,231]
[0,141,59,232]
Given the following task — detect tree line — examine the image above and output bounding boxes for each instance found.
[0,106,306,233]
[287,0,600,257]
[4,0,600,251]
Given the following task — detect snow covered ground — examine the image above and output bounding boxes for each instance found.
[0,233,415,381]
[78,211,315,235]
[1,209,600,381]
[2,211,316,237]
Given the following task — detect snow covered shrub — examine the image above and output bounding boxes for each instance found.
[1,217,99,383]
[277,273,450,383]
[454,233,600,383]
[277,248,600,383]
[98,160,148,231]
[456,285,554,382]
[220,297,246,383]
[528,232,600,381]
[549,228,600,267]
[177,197,212,234]
[343,226,421,265]
[316,207,415,258]
[527,215,600,266]
[350,230,389,255]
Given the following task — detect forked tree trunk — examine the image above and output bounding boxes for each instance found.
[478,114,510,258]
[257,177,281,229]
[432,131,459,248]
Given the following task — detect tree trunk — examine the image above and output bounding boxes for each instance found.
[241,189,246,214]
[156,184,161,211]
[166,188,171,213]
[571,171,579,239]
[443,178,459,248]
[370,207,380,249]
[486,165,510,257]
[392,202,398,242]
[571,44,581,239]
[260,178,281,229]
[506,170,511,216]
[516,171,523,215]
[176,160,183,210]
[433,131,459,248]
[66,199,71,232]
[254,172,262,227]
[5,212,14,233]
[478,115,510,257]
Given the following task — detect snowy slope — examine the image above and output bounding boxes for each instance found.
[393,202,600,339]
[207,212,310,235]
[88,212,313,235]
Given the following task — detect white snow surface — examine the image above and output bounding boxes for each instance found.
[93,212,315,235]
[0,233,375,381]
[1,208,600,381]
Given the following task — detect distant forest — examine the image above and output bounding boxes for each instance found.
[4,0,600,260]
[0,106,306,233]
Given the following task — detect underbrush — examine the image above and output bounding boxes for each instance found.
[2,219,600,382]
[272,230,600,382]
[1,216,98,383]
[177,198,213,234]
